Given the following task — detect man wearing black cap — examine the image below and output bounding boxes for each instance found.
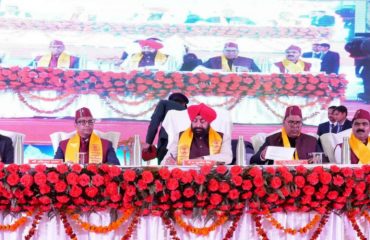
[144,93,189,163]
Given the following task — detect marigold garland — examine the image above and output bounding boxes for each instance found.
[253,214,269,240]
[121,210,141,240]
[24,209,43,240]
[310,212,330,240]
[264,210,321,235]
[362,211,370,223]
[272,96,323,108]
[108,92,151,105]
[60,211,78,240]
[222,213,242,240]
[23,91,74,102]
[174,214,228,235]
[0,211,32,231]
[69,208,134,233]
[162,216,180,240]
[104,98,157,117]
[347,212,367,240]
[190,96,241,109]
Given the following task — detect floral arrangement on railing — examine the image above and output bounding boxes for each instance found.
[0,164,368,239]
[0,18,331,39]
[0,67,347,102]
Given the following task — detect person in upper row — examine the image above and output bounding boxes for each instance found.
[32,40,80,69]
[54,107,119,165]
[319,43,340,74]
[332,105,352,133]
[317,106,337,136]
[334,109,370,164]
[273,45,312,73]
[162,103,232,165]
[202,42,261,72]
[250,105,323,165]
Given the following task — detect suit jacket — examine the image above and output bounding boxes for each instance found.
[54,137,119,165]
[320,51,340,74]
[302,52,321,59]
[146,100,186,162]
[317,121,336,136]
[0,135,14,164]
[203,56,261,72]
[332,119,352,133]
[250,132,322,165]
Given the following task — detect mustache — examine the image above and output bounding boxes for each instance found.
[356,129,365,133]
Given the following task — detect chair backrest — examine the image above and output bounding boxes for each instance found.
[320,133,339,163]
[50,130,121,153]
[0,130,25,164]
[231,139,254,165]
[162,108,233,151]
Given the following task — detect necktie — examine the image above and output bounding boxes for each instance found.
[330,123,334,133]
[337,125,342,133]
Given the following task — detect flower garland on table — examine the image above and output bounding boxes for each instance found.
[174,214,228,235]
[0,210,33,231]
[310,212,330,240]
[253,214,269,240]
[271,96,325,108]
[24,209,44,240]
[347,211,367,240]
[362,211,370,223]
[60,211,77,240]
[162,216,180,240]
[121,210,141,240]
[190,96,241,109]
[222,213,242,240]
[264,210,322,235]
[104,98,157,117]
[22,91,74,102]
[17,91,79,114]
[69,208,134,233]
[108,92,152,106]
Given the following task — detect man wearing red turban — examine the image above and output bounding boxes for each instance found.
[54,107,119,165]
[162,103,232,165]
[251,105,323,164]
[32,40,80,69]
[334,109,370,164]
[273,45,312,73]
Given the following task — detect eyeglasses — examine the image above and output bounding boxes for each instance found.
[76,119,95,126]
[287,120,302,126]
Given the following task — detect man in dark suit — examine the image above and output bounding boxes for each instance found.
[144,93,189,163]
[302,43,322,59]
[251,106,323,165]
[319,43,340,74]
[355,56,370,104]
[332,105,352,133]
[317,106,337,136]
[0,134,14,164]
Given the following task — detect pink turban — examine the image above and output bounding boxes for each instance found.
[187,103,217,123]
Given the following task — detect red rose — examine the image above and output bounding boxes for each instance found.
[265,167,276,175]
[228,189,240,200]
[333,175,344,186]
[207,179,220,192]
[253,176,264,187]
[19,164,31,173]
[180,171,193,184]
[341,167,353,177]
[159,168,171,180]
[39,184,51,194]
[307,173,319,185]
[295,165,307,174]
[71,164,82,173]
[219,182,231,193]
[280,186,290,197]
[353,168,364,179]
[34,172,47,185]
[20,174,33,187]
[106,182,118,195]
[39,196,51,205]
[126,185,136,197]
[137,179,148,191]
[303,185,315,195]
[216,165,228,175]
[319,172,332,185]
[6,174,20,186]
[170,190,181,202]
[210,193,222,205]
[183,187,195,198]
[47,171,59,184]
[6,164,19,173]
[110,194,122,202]
[270,176,282,189]
[142,170,154,184]
[294,176,306,188]
[86,164,98,174]
[56,164,69,174]
[280,171,293,183]
[194,174,206,185]
[242,180,253,190]
[184,201,193,208]
[230,166,243,176]
[267,193,279,203]
[355,182,366,194]
[55,181,67,193]
[254,187,266,197]
[92,174,104,187]
[66,172,79,185]
[290,189,301,197]
[319,185,329,194]
[171,168,184,179]
[69,185,82,198]
[333,203,345,210]
[196,192,208,201]
[99,164,110,173]
[329,165,340,173]
[108,166,121,177]
[301,195,311,204]
[346,178,355,188]
[78,174,90,187]
[200,165,212,176]
[123,169,136,182]
[327,191,339,200]
[166,178,179,190]
[155,180,163,192]
[312,166,324,174]
[231,175,243,186]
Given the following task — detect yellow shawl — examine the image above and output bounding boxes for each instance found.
[282,59,305,73]
[349,133,370,164]
[128,52,168,69]
[38,52,71,68]
[281,128,299,160]
[65,132,103,164]
[221,55,232,72]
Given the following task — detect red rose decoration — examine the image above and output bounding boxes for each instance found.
[200,165,212,176]
[249,166,262,177]
[228,189,240,200]
[78,173,90,187]
[154,179,163,192]
[208,179,219,192]
[92,174,104,187]
[307,172,319,185]
[166,178,179,191]
[108,166,122,178]
[270,176,282,189]
[242,180,253,190]
[333,175,344,186]
[66,172,79,185]
[6,173,20,186]
[34,172,47,186]
[39,184,51,195]
[137,179,148,191]
[254,187,266,198]
[55,181,67,193]
[327,190,339,200]
[86,164,98,173]
[56,164,69,174]
[253,175,264,188]
[231,175,243,186]
[170,190,182,202]
[20,174,33,187]
[303,185,315,195]
[142,170,154,184]
[123,169,136,182]
[219,182,231,193]
[319,172,332,185]
[19,164,31,173]
[210,193,222,205]
[125,185,136,197]
[183,187,195,198]
[216,165,228,175]
[47,171,60,184]
[69,185,82,198]
[294,176,306,188]
[180,171,193,184]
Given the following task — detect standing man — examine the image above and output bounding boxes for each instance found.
[332,105,352,133]
[355,56,370,104]
[273,45,312,73]
[144,93,189,163]
[251,106,322,165]
[33,40,80,69]
[54,107,119,165]
[317,106,337,136]
[202,42,261,72]
[334,109,370,164]
[319,43,340,74]
[302,43,322,59]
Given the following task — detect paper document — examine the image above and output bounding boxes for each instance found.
[265,146,295,160]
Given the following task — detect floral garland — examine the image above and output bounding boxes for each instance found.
[108,92,151,106]
[121,210,141,240]
[347,211,367,240]
[362,211,370,223]
[24,209,44,240]
[17,91,79,114]
[264,210,321,235]
[104,97,157,117]
[162,216,180,240]
[69,208,134,233]
[222,213,242,240]
[174,214,228,235]
[309,211,330,240]
[0,210,33,231]
[60,211,78,240]
[253,214,269,240]
[22,91,74,102]
[271,95,326,109]
[190,96,241,109]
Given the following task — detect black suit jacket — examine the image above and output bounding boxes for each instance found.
[320,51,340,74]
[250,132,323,165]
[317,121,335,136]
[145,100,186,162]
[302,52,321,59]
[332,119,352,133]
[0,135,14,164]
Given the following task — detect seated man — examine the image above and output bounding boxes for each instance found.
[332,105,352,133]
[162,103,232,165]
[250,105,322,165]
[273,45,312,73]
[54,107,119,165]
[0,134,14,164]
[32,40,79,69]
[334,109,370,164]
[317,105,337,136]
[202,42,260,72]
[121,38,178,71]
